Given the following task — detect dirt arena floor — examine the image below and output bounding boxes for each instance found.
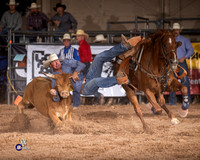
[0,103,200,160]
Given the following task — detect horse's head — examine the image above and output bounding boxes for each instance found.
[153,30,182,71]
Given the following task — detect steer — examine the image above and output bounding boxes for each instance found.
[18,73,73,126]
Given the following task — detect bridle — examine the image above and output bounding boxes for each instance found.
[132,32,177,93]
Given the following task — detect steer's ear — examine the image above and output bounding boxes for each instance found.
[43,72,56,79]
[176,41,182,48]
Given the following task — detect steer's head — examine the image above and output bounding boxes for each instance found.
[44,73,73,98]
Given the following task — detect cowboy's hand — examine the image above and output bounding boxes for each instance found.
[178,57,186,63]
[50,89,57,96]
[70,71,79,82]
[54,20,60,26]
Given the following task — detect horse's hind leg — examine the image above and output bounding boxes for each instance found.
[144,89,162,115]
[158,94,180,125]
[123,85,150,132]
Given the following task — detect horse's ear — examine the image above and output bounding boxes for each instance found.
[176,41,182,48]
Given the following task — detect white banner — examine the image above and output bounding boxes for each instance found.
[27,44,126,97]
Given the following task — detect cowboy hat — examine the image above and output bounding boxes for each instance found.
[53,3,66,11]
[72,29,89,39]
[29,3,40,9]
[6,0,19,6]
[93,34,107,43]
[43,53,59,68]
[171,22,184,30]
[59,33,71,42]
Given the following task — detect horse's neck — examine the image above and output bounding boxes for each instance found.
[143,40,159,71]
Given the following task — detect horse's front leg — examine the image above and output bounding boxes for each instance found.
[144,89,163,115]
[158,93,180,125]
[167,78,189,117]
[123,85,151,133]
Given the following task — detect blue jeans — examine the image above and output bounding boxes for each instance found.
[82,43,128,98]
[169,60,191,105]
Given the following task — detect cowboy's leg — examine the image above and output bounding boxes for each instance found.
[82,77,118,98]
[71,77,83,107]
[86,43,128,81]
[178,60,191,103]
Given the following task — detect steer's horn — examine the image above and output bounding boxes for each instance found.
[42,72,56,79]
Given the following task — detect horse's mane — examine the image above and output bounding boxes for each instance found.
[147,30,172,43]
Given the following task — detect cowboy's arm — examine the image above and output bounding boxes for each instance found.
[185,38,194,58]
[69,13,77,30]
[14,14,22,31]
[50,76,60,102]
[71,60,86,82]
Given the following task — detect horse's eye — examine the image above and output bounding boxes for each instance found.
[163,43,166,48]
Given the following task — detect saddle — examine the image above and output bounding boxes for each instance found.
[117,38,145,76]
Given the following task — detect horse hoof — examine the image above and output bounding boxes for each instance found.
[171,118,180,125]
[151,107,162,115]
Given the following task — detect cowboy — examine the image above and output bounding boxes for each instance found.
[43,35,134,106]
[0,0,22,44]
[52,3,77,32]
[58,33,80,61]
[43,54,85,108]
[26,2,49,31]
[169,22,194,117]
[73,29,92,76]
[93,34,107,43]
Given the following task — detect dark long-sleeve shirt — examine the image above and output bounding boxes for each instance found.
[26,12,49,31]
[52,12,77,31]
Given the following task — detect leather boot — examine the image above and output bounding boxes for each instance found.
[117,72,129,85]
[121,34,132,50]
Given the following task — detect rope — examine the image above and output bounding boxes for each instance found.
[6,69,18,94]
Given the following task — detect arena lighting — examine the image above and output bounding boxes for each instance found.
[9,40,12,44]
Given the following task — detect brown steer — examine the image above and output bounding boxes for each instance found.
[18,73,73,126]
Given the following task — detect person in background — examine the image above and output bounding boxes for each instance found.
[52,3,77,32]
[26,3,49,31]
[169,22,194,118]
[58,33,80,61]
[74,29,92,76]
[56,33,83,108]
[0,0,22,44]
[93,34,107,43]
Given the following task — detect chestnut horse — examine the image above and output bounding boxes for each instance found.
[115,30,188,132]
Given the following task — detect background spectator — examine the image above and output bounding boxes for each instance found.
[0,0,22,44]
[58,33,80,61]
[169,23,194,111]
[26,2,49,31]
[74,29,92,76]
[52,3,77,32]
[93,34,107,43]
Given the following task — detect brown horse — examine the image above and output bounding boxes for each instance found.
[115,30,188,132]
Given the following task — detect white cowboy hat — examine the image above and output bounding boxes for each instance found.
[43,53,59,68]
[93,34,107,43]
[6,0,19,6]
[59,33,71,42]
[29,2,40,9]
[171,23,184,30]
[72,29,89,39]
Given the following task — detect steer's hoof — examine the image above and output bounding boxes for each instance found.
[171,118,180,125]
